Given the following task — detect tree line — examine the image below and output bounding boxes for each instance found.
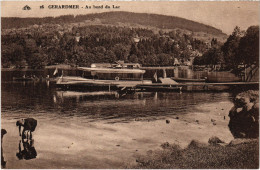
[1,24,209,68]
[194,25,259,72]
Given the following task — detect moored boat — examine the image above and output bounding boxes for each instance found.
[56,62,152,91]
[56,76,152,91]
[56,62,182,92]
[55,90,117,98]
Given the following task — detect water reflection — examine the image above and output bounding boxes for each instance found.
[55,91,118,99]
[153,92,158,100]
[46,80,50,87]
[2,81,232,123]
[50,90,230,122]
[16,139,37,160]
[1,149,6,169]
[54,91,119,104]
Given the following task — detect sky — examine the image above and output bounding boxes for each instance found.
[1,1,259,34]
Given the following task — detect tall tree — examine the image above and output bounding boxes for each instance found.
[222,26,244,68]
[202,47,224,66]
[237,25,259,67]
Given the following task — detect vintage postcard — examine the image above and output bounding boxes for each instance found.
[1,1,259,169]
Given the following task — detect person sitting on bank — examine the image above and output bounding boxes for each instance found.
[16,118,37,140]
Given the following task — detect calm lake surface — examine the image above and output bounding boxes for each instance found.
[2,81,232,122]
[1,70,233,168]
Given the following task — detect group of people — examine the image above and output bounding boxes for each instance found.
[1,118,38,168]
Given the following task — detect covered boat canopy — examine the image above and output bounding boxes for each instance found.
[45,64,73,70]
[78,67,146,74]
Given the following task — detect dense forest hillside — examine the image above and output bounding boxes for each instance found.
[2,11,233,69]
[2,11,225,36]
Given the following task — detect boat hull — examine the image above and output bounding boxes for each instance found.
[56,76,182,92]
[56,76,152,91]
[56,82,119,91]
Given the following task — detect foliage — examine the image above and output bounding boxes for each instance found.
[222,26,244,68]
[194,25,259,71]
[197,47,224,66]
[237,26,259,67]
[1,24,209,68]
[133,140,259,169]
[193,38,223,66]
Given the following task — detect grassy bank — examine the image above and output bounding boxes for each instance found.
[134,139,259,169]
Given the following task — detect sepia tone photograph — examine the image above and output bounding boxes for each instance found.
[1,1,259,169]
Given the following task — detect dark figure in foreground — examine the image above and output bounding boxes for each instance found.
[228,90,259,138]
[1,129,7,168]
[16,118,37,140]
[16,139,37,160]
[1,129,7,140]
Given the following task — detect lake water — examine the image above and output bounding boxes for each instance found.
[2,81,232,122]
[1,70,234,168]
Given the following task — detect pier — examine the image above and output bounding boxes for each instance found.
[176,81,259,86]
[127,81,259,93]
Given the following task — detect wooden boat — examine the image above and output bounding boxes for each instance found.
[56,62,181,92]
[56,76,152,91]
[55,90,117,98]
[77,62,145,81]
[78,67,145,74]
[56,62,151,91]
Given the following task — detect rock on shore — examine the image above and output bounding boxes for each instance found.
[228,90,259,138]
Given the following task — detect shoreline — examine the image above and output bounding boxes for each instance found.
[1,65,213,71]
[1,100,234,169]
